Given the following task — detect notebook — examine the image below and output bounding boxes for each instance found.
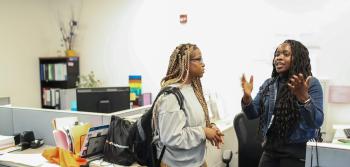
[79,125,109,159]
[52,129,69,150]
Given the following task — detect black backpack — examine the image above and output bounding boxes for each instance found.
[129,86,184,167]
[103,115,135,165]
[103,86,184,167]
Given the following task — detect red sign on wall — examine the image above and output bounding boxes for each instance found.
[180,14,187,24]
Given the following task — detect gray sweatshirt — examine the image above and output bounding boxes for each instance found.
[153,84,206,167]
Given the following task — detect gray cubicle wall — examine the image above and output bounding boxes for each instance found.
[12,108,105,145]
[305,144,350,167]
[0,107,14,136]
[0,105,150,146]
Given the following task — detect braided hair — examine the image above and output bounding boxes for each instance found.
[259,39,312,144]
[161,43,211,127]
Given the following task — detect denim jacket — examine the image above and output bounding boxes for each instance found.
[241,77,324,143]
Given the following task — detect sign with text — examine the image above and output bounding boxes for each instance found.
[329,86,350,103]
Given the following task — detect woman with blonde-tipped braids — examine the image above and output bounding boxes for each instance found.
[153,43,224,167]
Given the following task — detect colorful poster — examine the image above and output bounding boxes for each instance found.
[129,75,142,103]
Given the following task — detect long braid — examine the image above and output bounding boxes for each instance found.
[263,39,312,144]
[192,78,211,127]
[161,44,211,127]
[161,44,190,86]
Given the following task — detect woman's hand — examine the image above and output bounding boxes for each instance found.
[288,73,311,103]
[204,127,224,149]
[204,127,218,140]
[212,125,225,149]
[241,74,253,104]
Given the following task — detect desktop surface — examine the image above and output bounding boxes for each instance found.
[0,145,57,167]
[0,145,140,167]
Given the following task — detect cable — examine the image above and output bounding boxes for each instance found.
[310,145,313,167]
[315,141,319,167]
[310,128,321,167]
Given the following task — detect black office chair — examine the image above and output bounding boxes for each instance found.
[234,112,263,167]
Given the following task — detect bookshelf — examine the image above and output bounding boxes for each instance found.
[39,57,79,109]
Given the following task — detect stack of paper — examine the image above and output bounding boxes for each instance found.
[52,117,78,130]
[0,135,15,150]
[0,153,47,166]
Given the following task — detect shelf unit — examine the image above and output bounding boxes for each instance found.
[39,57,79,109]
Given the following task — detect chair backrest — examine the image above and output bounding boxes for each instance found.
[234,112,263,167]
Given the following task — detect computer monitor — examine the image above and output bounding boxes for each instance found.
[76,87,130,113]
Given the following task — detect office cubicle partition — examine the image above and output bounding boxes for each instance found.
[0,107,14,136]
[12,108,104,145]
[305,142,350,167]
[0,105,151,146]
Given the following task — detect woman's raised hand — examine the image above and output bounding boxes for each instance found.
[241,74,253,104]
[288,73,311,103]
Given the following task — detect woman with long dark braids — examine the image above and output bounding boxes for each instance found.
[241,39,324,167]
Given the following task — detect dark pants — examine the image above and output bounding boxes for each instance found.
[258,142,306,167]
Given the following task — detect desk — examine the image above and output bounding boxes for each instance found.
[0,120,234,167]
[89,160,140,167]
[332,125,350,144]
[0,146,139,167]
[305,124,350,167]
[0,145,57,167]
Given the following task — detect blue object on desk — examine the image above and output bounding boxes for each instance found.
[71,101,77,111]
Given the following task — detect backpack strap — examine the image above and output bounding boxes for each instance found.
[163,87,185,110]
[157,146,166,166]
[149,86,184,113]
[152,86,185,165]
[111,115,116,121]
[151,86,185,135]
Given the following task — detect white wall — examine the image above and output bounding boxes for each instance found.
[1,0,350,134]
[76,0,350,122]
[0,0,63,107]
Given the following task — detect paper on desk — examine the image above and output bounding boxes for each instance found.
[53,117,78,130]
[0,153,47,166]
[0,146,20,155]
